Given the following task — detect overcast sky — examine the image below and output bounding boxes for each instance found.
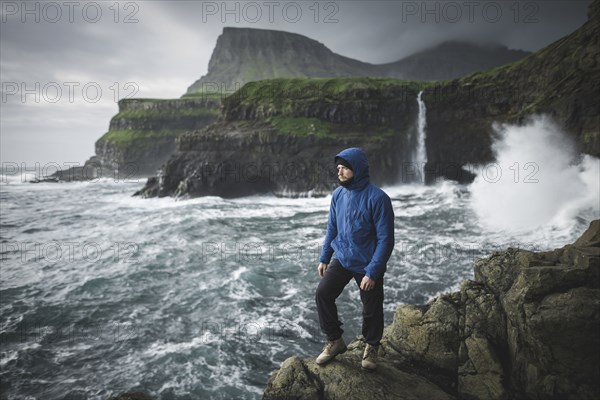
[0,0,593,167]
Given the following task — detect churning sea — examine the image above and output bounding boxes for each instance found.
[1,118,599,400]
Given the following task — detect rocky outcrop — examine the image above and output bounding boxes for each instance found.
[264,351,456,400]
[186,27,530,95]
[263,219,600,400]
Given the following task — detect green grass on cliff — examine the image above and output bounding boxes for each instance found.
[111,107,220,122]
[231,77,427,106]
[181,91,232,100]
[100,97,221,145]
[225,77,422,138]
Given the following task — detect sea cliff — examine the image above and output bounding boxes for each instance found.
[135,78,423,198]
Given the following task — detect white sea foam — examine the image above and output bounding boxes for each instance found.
[231,266,248,281]
[0,350,19,367]
[470,115,599,232]
[143,336,206,357]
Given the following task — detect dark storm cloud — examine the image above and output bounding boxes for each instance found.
[0,0,593,165]
[145,0,592,62]
[303,0,593,62]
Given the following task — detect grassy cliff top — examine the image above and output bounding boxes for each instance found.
[180,92,233,100]
[225,77,429,107]
[121,93,224,102]
[98,129,188,143]
[110,107,220,121]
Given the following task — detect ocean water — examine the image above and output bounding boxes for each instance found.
[1,171,596,400]
[2,116,599,400]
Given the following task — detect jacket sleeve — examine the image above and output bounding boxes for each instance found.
[365,194,395,280]
[319,193,338,264]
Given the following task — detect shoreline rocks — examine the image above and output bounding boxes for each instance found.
[263,219,600,400]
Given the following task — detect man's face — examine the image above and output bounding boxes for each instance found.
[337,164,354,182]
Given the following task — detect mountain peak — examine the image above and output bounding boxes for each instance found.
[185,28,531,95]
[185,27,372,94]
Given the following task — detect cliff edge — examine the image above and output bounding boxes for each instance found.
[264,220,600,400]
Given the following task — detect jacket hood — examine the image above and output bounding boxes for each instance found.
[335,147,370,190]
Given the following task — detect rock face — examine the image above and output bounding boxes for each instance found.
[263,219,600,400]
[186,27,530,95]
[135,78,421,198]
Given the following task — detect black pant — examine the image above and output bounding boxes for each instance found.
[315,259,384,346]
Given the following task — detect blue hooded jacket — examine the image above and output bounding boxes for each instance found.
[319,148,395,281]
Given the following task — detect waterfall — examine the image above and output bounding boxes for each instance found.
[414,90,428,183]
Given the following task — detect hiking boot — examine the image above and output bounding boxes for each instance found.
[362,343,378,370]
[316,337,347,365]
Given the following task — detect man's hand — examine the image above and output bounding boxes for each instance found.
[360,276,375,291]
[318,263,328,278]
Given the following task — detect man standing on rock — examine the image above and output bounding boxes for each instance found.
[315,147,395,370]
